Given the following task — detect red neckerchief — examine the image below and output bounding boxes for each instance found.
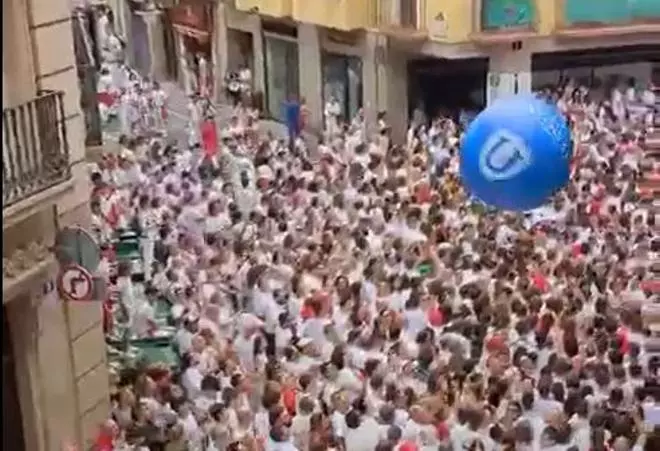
[94,432,113,451]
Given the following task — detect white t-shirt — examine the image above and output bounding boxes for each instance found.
[403,308,426,338]
[345,417,381,451]
[175,329,194,355]
[331,411,346,438]
[204,214,230,234]
[301,317,326,347]
[234,333,257,373]
[131,301,155,337]
[181,366,203,399]
[266,438,298,451]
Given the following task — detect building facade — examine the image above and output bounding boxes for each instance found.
[3,0,110,450]
[130,0,659,142]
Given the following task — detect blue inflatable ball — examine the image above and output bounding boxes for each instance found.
[460,95,572,211]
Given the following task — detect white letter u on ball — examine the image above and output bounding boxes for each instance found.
[478,130,532,181]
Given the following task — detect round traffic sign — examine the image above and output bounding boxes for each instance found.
[57,265,94,302]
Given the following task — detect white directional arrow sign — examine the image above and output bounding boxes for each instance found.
[57,265,93,302]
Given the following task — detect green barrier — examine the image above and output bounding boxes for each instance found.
[154,298,173,323]
[107,335,180,370]
[115,231,140,257]
[133,341,180,369]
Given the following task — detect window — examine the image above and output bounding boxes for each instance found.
[264,36,299,121]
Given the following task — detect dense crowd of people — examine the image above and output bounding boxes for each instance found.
[88,29,658,450]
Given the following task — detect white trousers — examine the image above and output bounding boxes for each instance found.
[140,237,154,281]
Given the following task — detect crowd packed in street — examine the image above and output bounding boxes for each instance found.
[89,10,659,451]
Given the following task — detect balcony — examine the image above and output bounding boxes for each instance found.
[292,0,376,31]
[3,91,71,212]
[556,0,660,37]
[235,0,293,18]
[470,0,538,44]
[375,0,429,44]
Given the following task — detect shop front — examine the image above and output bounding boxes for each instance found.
[322,52,363,123]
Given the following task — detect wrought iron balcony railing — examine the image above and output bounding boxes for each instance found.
[3,90,71,208]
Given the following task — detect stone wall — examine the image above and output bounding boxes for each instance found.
[3,0,110,449]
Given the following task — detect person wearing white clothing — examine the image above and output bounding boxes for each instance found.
[152,82,168,133]
[344,410,380,451]
[138,197,159,281]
